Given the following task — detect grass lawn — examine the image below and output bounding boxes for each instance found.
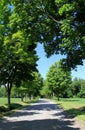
[0,98,21,106]
[54,98,85,121]
[0,97,38,118]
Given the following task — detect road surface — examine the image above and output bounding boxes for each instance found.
[0,99,84,130]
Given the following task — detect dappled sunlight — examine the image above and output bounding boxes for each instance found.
[0,99,82,130]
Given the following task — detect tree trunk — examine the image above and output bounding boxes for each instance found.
[57,93,60,101]
[21,93,24,102]
[58,96,60,101]
[7,82,12,110]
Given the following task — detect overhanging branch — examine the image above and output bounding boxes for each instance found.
[47,13,62,24]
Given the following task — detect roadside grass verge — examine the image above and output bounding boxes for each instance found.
[0,97,38,118]
[54,98,85,121]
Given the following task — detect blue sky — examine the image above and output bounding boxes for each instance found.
[36,43,85,80]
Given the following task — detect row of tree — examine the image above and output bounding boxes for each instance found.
[0,72,43,101]
[1,61,85,102]
[0,0,85,108]
[41,61,85,100]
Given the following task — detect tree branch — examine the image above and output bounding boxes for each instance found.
[47,13,62,24]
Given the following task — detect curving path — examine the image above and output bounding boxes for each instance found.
[0,99,84,130]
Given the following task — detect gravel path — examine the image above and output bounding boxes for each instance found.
[0,99,84,130]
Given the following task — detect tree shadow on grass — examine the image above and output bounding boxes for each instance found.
[0,103,23,112]
[0,106,8,112]
[10,103,23,110]
[53,104,85,119]
[0,103,24,117]
[64,107,85,118]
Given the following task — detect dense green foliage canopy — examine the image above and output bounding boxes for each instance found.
[0,0,85,106]
[71,78,85,97]
[0,1,38,85]
[13,0,85,70]
[0,0,38,107]
[46,61,72,100]
[1,0,85,73]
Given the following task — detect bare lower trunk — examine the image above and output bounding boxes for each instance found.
[7,82,12,109]
[21,93,25,102]
[58,96,60,101]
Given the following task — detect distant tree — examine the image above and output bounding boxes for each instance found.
[40,80,52,98]
[79,79,85,98]
[72,78,85,97]
[0,86,7,97]
[12,72,43,101]
[30,72,43,98]
[11,86,19,98]
[71,78,81,96]
[46,61,72,100]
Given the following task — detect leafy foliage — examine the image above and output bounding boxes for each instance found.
[10,72,43,101]
[40,80,52,98]
[71,78,85,98]
[1,0,85,107]
[45,61,72,100]
[0,0,38,108]
[32,72,43,97]
[17,0,85,70]
[0,87,7,97]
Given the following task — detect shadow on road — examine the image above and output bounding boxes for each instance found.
[0,99,81,130]
[0,118,81,130]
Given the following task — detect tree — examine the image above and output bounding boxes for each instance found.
[46,61,72,100]
[1,0,85,70]
[11,72,43,101]
[0,1,38,109]
[0,86,7,97]
[14,0,85,70]
[30,72,43,98]
[71,78,81,96]
[19,72,43,100]
[40,80,52,98]
[71,78,85,97]
[0,31,38,108]
[79,79,85,98]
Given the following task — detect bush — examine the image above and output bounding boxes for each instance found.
[78,91,85,98]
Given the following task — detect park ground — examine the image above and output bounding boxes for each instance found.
[0,98,85,130]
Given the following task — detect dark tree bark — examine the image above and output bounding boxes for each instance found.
[7,82,12,109]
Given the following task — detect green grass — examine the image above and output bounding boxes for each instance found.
[0,98,21,106]
[54,98,85,121]
[0,97,38,118]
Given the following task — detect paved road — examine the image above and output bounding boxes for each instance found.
[0,99,84,130]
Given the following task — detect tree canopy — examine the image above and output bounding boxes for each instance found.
[0,0,85,107]
[0,0,38,108]
[46,61,72,100]
[14,0,85,70]
[71,78,85,97]
[1,0,85,70]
